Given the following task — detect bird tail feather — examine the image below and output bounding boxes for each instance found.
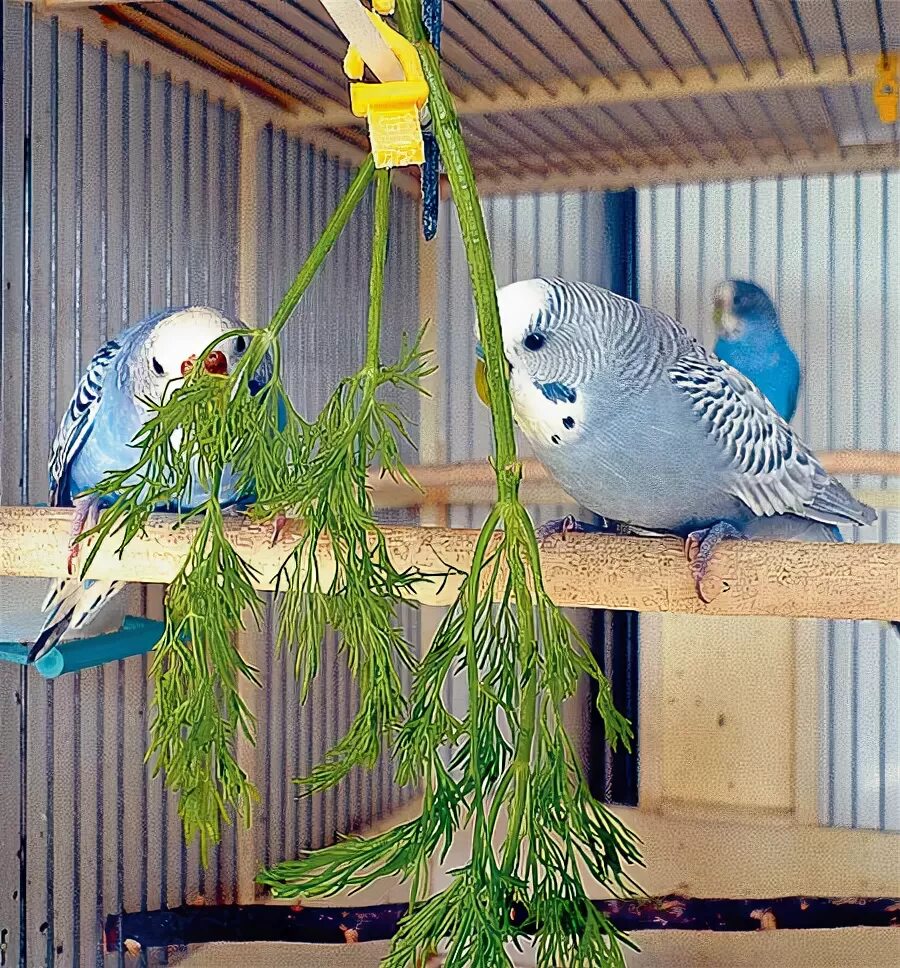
[30,578,127,663]
[810,478,877,528]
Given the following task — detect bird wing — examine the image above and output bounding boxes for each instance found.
[669,346,875,528]
[48,337,123,506]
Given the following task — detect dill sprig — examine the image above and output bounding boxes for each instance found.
[79,332,283,857]
[264,171,435,793]
[261,501,642,966]
[75,162,395,852]
[260,4,644,963]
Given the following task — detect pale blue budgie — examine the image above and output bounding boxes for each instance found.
[713,279,800,422]
[473,279,895,632]
[33,307,273,660]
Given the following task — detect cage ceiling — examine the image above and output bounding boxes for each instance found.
[53,0,899,194]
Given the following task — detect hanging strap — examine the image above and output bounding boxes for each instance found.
[320,0,404,82]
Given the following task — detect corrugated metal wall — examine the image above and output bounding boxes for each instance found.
[0,7,242,967]
[435,192,639,801]
[0,6,421,965]
[253,125,420,872]
[637,173,900,831]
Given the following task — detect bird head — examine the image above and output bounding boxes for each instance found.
[135,307,256,404]
[713,280,778,340]
[474,278,587,408]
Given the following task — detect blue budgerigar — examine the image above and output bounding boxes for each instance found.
[712,279,800,422]
[473,279,892,622]
[33,307,272,660]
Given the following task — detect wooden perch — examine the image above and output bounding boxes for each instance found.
[368,452,900,510]
[105,895,900,950]
[1,506,898,622]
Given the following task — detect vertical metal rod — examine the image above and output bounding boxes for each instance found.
[18,669,29,968]
[72,33,85,962]
[99,43,109,343]
[263,121,274,870]
[698,184,707,338]
[825,173,836,825]
[182,81,191,310]
[850,173,862,829]
[46,21,60,959]
[674,184,682,320]
[139,62,151,940]
[278,127,289,860]
[142,63,151,317]
[160,70,173,927]
[200,90,209,304]
[217,98,226,316]
[116,52,130,964]
[749,178,758,278]
[877,168,889,831]
[20,0,33,506]
[800,177,809,441]
[724,182,732,280]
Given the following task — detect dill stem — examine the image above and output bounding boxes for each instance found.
[501,585,538,875]
[268,155,376,339]
[394,0,543,877]
[462,506,502,860]
[394,0,519,503]
[366,170,391,374]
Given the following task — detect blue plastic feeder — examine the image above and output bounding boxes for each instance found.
[0,577,163,677]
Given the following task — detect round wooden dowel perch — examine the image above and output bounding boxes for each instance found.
[105,895,900,950]
[1,506,898,622]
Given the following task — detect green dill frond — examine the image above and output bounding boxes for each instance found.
[148,507,263,862]
[269,337,432,792]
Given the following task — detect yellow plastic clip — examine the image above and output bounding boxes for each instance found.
[873,54,898,124]
[372,0,395,13]
[344,8,428,169]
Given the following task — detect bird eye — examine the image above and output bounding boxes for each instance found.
[152,357,165,376]
[235,334,247,353]
[524,332,545,351]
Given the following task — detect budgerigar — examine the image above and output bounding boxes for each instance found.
[713,279,800,422]
[33,307,273,661]
[473,279,896,632]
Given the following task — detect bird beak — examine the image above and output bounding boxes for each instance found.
[181,351,229,377]
[203,350,228,375]
[474,343,490,408]
[712,299,724,329]
[474,358,490,408]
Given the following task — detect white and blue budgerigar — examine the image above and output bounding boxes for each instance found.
[473,279,893,625]
[712,279,800,423]
[33,306,273,661]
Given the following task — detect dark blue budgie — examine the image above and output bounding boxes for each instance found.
[713,280,800,423]
[34,307,275,659]
[473,278,898,636]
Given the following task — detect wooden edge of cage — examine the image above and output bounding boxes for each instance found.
[1,506,897,623]
[367,451,900,511]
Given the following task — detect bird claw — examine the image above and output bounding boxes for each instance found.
[270,513,289,548]
[535,514,617,548]
[536,515,582,547]
[66,543,81,577]
[684,522,745,603]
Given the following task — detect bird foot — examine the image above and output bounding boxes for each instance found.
[66,497,98,577]
[684,522,746,603]
[270,512,289,547]
[535,514,617,548]
[66,542,81,577]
